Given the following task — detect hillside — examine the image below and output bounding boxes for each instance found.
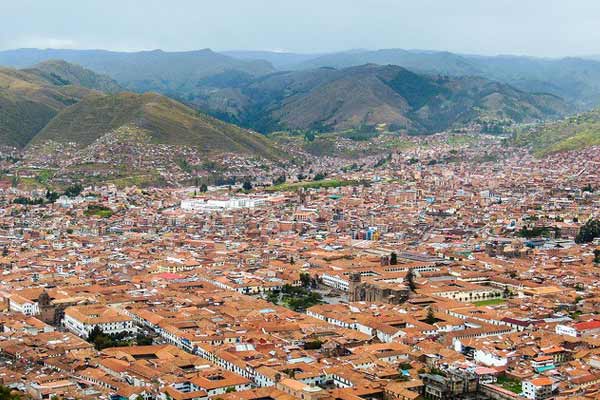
[227,49,600,108]
[514,109,600,156]
[24,60,122,93]
[191,64,569,134]
[0,66,96,147]
[0,48,274,96]
[30,92,282,160]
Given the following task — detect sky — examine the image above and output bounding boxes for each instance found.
[1,0,600,57]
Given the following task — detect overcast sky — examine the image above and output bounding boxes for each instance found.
[1,0,599,57]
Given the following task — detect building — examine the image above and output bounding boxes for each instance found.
[522,377,554,400]
[63,305,135,338]
[348,273,409,305]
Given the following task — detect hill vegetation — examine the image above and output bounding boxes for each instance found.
[194,64,569,134]
[514,109,600,156]
[228,48,600,108]
[30,91,282,160]
[24,59,122,92]
[0,66,95,147]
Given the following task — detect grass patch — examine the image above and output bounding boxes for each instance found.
[473,298,506,307]
[265,179,360,192]
[496,376,521,394]
[84,204,113,218]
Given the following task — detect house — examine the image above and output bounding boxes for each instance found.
[522,377,553,400]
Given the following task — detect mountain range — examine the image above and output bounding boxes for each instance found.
[190,64,568,133]
[224,49,600,108]
[0,49,575,138]
[2,47,600,160]
[0,60,281,160]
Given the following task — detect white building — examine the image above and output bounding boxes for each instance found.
[181,197,267,212]
[321,273,349,291]
[7,293,39,316]
[522,377,554,399]
[64,305,136,338]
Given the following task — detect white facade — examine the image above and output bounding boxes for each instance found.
[522,380,552,399]
[64,312,136,338]
[8,296,39,316]
[181,197,266,211]
[555,324,578,337]
[321,273,349,291]
[473,349,508,367]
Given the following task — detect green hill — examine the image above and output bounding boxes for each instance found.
[30,92,282,160]
[24,60,122,93]
[0,67,95,147]
[514,109,600,156]
[195,64,570,134]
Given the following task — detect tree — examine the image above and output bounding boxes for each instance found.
[0,385,22,400]
[390,252,398,265]
[582,184,594,193]
[304,131,316,142]
[242,181,253,191]
[45,190,59,203]
[299,272,311,288]
[64,184,83,198]
[424,307,437,324]
[313,172,326,181]
[594,249,600,264]
[87,326,111,350]
[576,219,600,244]
[406,269,416,292]
[303,340,323,350]
[136,333,153,346]
[199,183,208,193]
[273,175,286,185]
[2,247,7,257]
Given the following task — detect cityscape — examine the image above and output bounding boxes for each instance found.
[0,1,600,400]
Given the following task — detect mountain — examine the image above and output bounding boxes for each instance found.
[222,50,325,69]
[23,60,122,93]
[0,66,96,147]
[30,92,281,160]
[290,49,483,76]
[514,109,600,156]
[226,49,600,108]
[0,48,275,97]
[188,64,569,134]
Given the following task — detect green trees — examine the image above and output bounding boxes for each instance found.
[64,184,83,197]
[273,175,286,185]
[406,269,416,292]
[299,272,311,288]
[278,284,323,311]
[242,181,252,191]
[576,219,600,244]
[0,386,22,400]
[390,252,398,265]
[87,326,114,350]
[594,249,600,264]
[303,340,323,350]
[313,172,326,181]
[87,326,149,350]
[424,307,437,324]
